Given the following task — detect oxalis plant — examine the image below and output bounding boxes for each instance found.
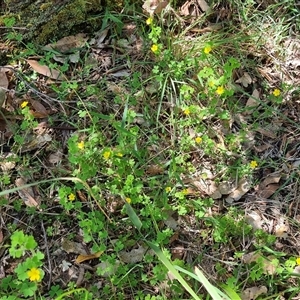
[0,230,44,298]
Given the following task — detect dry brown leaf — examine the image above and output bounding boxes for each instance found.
[274,224,289,238]
[236,72,252,87]
[192,179,221,199]
[180,1,201,17]
[48,150,63,164]
[61,239,87,255]
[29,99,49,118]
[93,28,109,47]
[26,60,64,80]
[257,183,280,199]
[164,213,178,230]
[256,174,281,199]
[255,127,277,139]
[242,252,278,275]
[226,178,251,203]
[274,216,289,238]
[262,173,281,186]
[21,133,52,153]
[146,164,164,175]
[171,245,185,260]
[241,286,267,300]
[15,177,40,208]
[143,0,169,15]
[245,211,263,230]
[218,181,236,195]
[245,88,260,111]
[0,70,8,90]
[197,0,209,12]
[75,251,103,264]
[110,69,130,77]
[0,153,17,171]
[119,244,147,263]
[44,33,88,53]
[254,143,272,152]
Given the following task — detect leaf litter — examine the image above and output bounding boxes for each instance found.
[1,1,300,299]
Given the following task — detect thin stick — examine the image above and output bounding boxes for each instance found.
[41,220,52,290]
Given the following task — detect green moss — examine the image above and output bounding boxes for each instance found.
[1,0,127,45]
[36,0,87,44]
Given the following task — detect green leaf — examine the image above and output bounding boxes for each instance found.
[125,203,142,231]
[25,236,37,250]
[219,284,242,300]
[147,241,201,300]
[21,282,37,297]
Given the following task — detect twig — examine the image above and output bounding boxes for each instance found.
[0,26,28,30]
[41,220,52,290]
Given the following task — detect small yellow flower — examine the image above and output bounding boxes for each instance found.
[216,86,225,95]
[125,197,131,204]
[68,193,76,201]
[183,108,190,115]
[151,44,159,53]
[146,17,153,25]
[103,151,111,160]
[273,89,281,97]
[182,188,189,195]
[165,186,171,193]
[204,45,212,54]
[116,152,123,157]
[27,268,41,282]
[296,257,300,266]
[195,137,202,144]
[250,160,258,169]
[77,141,85,150]
[21,101,29,108]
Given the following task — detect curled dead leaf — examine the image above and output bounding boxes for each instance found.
[61,239,87,255]
[119,244,148,263]
[15,177,40,208]
[26,59,64,80]
[44,33,88,53]
[226,178,250,203]
[241,286,267,300]
[75,251,103,264]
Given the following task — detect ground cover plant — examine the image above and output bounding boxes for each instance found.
[0,0,300,299]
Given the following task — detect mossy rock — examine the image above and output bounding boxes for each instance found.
[1,0,129,45]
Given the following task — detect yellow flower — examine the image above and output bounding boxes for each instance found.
[77,141,85,150]
[21,101,29,108]
[165,186,171,193]
[125,197,131,204]
[27,268,41,282]
[116,152,123,157]
[151,44,159,53]
[182,189,189,195]
[68,193,76,201]
[183,108,190,115]
[103,151,111,160]
[146,17,153,25]
[195,137,202,144]
[250,160,258,169]
[273,89,281,97]
[296,257,300,266]
[216,86,225,95]
[204,45,212,54]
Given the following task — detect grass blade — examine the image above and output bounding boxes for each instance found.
[147,241,201,300]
